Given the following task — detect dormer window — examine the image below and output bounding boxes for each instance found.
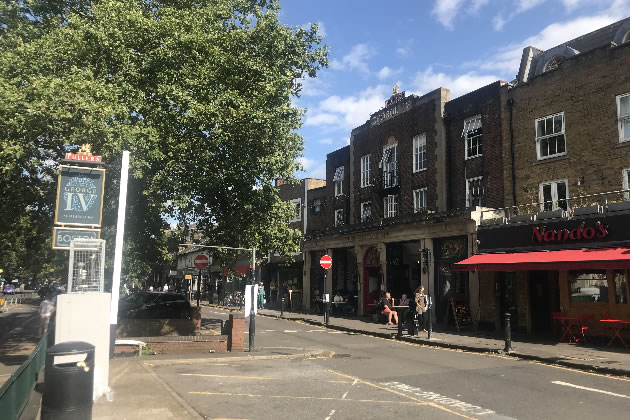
[543,55,564,72]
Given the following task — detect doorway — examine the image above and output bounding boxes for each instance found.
[529,271,559,334]
[362,247,381,315]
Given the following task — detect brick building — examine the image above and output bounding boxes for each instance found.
[456,18,630,337]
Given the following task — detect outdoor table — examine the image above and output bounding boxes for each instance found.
[600,319,630,348]
[552,315,579,343]
[393,305,409,337]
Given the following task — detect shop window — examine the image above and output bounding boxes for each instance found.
[569,270,608,303]
[536,112,566,160]
[614,270,628,304]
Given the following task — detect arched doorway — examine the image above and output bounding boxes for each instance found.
[363,247,381,315]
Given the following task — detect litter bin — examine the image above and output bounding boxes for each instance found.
[42,341,95,420]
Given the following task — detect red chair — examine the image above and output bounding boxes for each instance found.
[576,314,594,344]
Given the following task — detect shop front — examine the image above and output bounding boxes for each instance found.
[455,212,630,337]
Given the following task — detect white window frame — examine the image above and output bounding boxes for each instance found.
[360,201,372,222]
[382,143,399,188]
[289,198,301,222]
[413,134,427,172]
[413,188,428,213]
[535,112,566,160]
[383,195,398,218]
[466,176,484,208]
[617,93,630,143]
[334,166,344,196]
[360,155,371,187]
[334,208,344,227]
[623,168,630,200]
[463,115,483,160]
[539,179,569,211]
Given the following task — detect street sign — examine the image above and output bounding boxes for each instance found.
[54,165,106,226]
[194,254,209,269]
[320,255,332,269]
[185,274,192,280]
[52,227,101,249]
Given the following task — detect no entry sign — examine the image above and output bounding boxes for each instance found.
[194,254,209,269]
[320,255,332,269]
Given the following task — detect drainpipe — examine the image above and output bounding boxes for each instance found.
[507,97,517,209]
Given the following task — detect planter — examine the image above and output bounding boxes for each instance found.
[607,201,630,212]
[573,205,602,216]
[508,214,536,224]
[537,209,566,220]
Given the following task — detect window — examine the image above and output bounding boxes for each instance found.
[334,209,344,226]
[617,93,630,142]
[360,201,372,222]
[413,188,428,213]
[466,177,484,208]
[413,134,427,172]
[360,155,371,187]
[383,195,398,218]
[311,199,321,215]
[570,271,608,303]
[289,198,301,222]
[381,144,399,188]
[463,115,482,159]
[539,179,568,211]
[623,168,630,200]
[333,166,344,196]
[614,270,628,304]
[543,55,564,72]
[536,113,566,160]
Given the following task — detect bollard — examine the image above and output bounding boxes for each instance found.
[249,286,255,352]
[397,311,404,338]
[504,312,512,352]
[325,301,330,327]
[427,305,432,340]
[280,297,284,316]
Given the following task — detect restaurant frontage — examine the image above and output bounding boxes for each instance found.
[454,210,630,338]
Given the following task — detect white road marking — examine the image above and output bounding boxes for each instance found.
[283,330,298,333]
[264,329,276,332]
[551,381,630,399]
[307,329,325,332]
[327,331,344,334]
[341,391,348,399]
[352,379,358,386]
[324,409,336,420]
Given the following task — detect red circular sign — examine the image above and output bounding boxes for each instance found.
[320,255,332,269]
[194,254,209,269]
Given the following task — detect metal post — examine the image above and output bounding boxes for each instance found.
[249,285,255,352]
[427,295,433,340]
[281,297,284,316]
[504,312,512,352]
[325,299,329,327]
[196,271,201,308]
[397,311,404,338]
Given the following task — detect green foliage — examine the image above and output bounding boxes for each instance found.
[0,0,327,283]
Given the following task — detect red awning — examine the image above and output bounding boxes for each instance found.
[453,248,630,272]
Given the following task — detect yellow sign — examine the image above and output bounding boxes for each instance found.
[185,274,192,280]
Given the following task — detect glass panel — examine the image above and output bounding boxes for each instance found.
[620,96,630,117]
[614,270,628,304]
[548,137,557,155]
[537,120,544,137]
[542,184,552,211]
[540,138,549,157]
[554,115,563,133]
[556,135,565,153]
[570,271,608,302]
[546,117,553,136]
[623,120,630,140]
[556,182,568,210]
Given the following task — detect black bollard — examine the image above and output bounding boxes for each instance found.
[427,298,433,340]
[504,312,512,352]
[397,310,404,338]
[325,301,330,327]
[280,297,284,316]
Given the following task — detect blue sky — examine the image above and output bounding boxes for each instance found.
[277,0,630,179]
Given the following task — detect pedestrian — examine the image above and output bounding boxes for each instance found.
[381,292,398,325]
[39,294,55,338]
[163,283,169,292]
[414,286,429,332]
[149,285,154,292]
[258,281,265,310]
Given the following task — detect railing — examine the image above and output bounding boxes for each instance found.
[0,293,38,313]
[479,189,630,223]
[0,330,51,420]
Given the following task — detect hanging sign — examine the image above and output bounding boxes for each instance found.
[52,227,101,250]
[54,165,106,226]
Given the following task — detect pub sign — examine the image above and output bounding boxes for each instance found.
[52,227,101,250]
[54,165,106,226]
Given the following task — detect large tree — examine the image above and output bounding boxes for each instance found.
[0,0,327,283]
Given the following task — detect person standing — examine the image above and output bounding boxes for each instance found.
[39,295,55,338]
[257,281,265,310]
[414,286,429,332]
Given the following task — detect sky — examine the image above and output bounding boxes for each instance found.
[277,0,630,180]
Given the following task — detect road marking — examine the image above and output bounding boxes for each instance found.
[283,330,298,333]
[189,391,426,406]
[182,374,281,381]
[551,381,630,399]
[530,361,630,382]
[324,409,336,420]
[264,329,276,332]
[352,379,358,386]
[327,331,344,334]
[341,391,348,399]
[307,329,325,332]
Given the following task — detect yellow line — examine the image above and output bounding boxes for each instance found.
[327,370,477,420]
[181,374,281,381]
[189,391,426,406]
[528,361,630,382]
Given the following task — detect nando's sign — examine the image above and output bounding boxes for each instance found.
[531,221,608,244]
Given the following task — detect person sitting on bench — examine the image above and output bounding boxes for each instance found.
[381,292,398,325]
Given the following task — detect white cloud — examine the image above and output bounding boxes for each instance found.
[377,66,402,80]
[431,0,465,29]
[330,44,376,73]
[305,85,389,131]
[396,47,410,57]
[319,138,334,145]
[298,76,327,97]
[301,21,326,37]
[308,163,327,179]
[471,0,490,12]
[411,67,498,99]
[493,0,547,31]
[298,157,326,179]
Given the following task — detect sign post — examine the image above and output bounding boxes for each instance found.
[194,254,210,309]
[320,255,332,327]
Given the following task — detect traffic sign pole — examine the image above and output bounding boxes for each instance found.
[319,255,332,327]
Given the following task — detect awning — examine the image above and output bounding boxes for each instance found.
[453,248,630,272]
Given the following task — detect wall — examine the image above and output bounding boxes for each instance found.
[326,146,351,226]
[116,319,195,337]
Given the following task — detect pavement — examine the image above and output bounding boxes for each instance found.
[0,302,41,387]
[211,304,630,377]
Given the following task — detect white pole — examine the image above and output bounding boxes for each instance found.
[110,151,130,325]
[252,248,256,281]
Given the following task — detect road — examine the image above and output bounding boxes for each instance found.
[152,306,630,420]
[0,301,40,386]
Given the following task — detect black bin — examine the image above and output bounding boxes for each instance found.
[42,341,95,420]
